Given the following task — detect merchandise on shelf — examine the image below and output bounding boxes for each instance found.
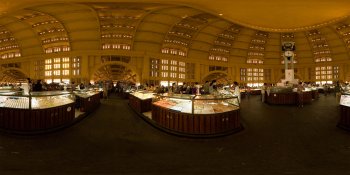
[269,86,293,93]
[130,91,155,100]
[152,93,239,114]
[0,91,74,109]
[74,90,101,98]
[0,91,77,132]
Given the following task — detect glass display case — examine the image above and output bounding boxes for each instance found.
[266,86,313,105]
[73,90,101,113]
[340,91,350,107]
[150,93,242,136]
[129,91,155,113]
[0,86,14,90]
[152,93,239,114]
[304,87,319,99]
[0,91,76,132]
[130,91,155,100]
[338,91,350,131]
[0,91,74,109]
[269,86,293,93]
[74,90,101,98]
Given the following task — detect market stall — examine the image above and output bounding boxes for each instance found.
[146,93,242,137]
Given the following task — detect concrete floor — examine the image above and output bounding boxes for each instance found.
[1,94,350,174]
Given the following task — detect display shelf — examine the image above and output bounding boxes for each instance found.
[129,91,154,113]
[311,90,319,99]
[249,89,262,95]
[265,87,312,105]
[0,91,75,132]
[303,91,313,103]
[144,93,242,137]
[266,92,296,105]
[74,90,101,113]
[338,93,350,131]
[151,104,241,136]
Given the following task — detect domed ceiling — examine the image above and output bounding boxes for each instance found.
[0,0,349,67]
[1,0,350,32]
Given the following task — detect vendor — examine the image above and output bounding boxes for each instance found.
[233,81,241,103]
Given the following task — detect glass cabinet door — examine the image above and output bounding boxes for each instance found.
[193,95,239,114]
[0,96,29,109]
[153,94,240,114]
[31,94,75,109]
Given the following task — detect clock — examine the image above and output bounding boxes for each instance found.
[284,51,294,57]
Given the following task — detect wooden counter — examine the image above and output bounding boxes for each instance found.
[0,103,75,132]
[338,105,350,130]
[75,93,101,113]
[151,104,242,137]
[266,92,295,105]
[266,91,312,105]
[250,89,261,95]
[0,91,101,134]
[303,91,313,104]
[311,90,319,99]
[129,95,153,113]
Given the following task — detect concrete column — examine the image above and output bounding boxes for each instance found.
[80,55,90,83]
[142,55,150,82]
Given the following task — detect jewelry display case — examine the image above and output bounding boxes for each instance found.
[129,91,155,113]
[306,87,319,99]
[0,91,75,132]
[266,87,312,105]
[150,93,242,137]
[338,92,350,130]
[249,89,262,95]
[120,89,134,99]
[74,90,101,113]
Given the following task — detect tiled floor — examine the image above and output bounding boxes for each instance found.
[0,94,350,174]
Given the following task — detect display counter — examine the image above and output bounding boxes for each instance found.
[241,88,261,99]
[149,93,242,137]
[74,90,101,113]
[119,89,134,99]
[311,89,319,99]
[250,89,261,95]
[128,91,154,113]
[296,87,318,100]
[0,91,75,133]
[266,87,312,105]
[317,86,334,93]
[338,92,350,130]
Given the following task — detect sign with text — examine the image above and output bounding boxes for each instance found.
[340,95,350,107]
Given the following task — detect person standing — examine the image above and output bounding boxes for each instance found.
[233,81,241,104]
[245,86,251,99]
[297,82,305,107]
[103,81,109,99]
[33,80,43,91]
[71,82,76,92]
[324,84,329,96]
[261,83,267,102]
[334,81,343,104]
[209,80,217,94]
[203,81,210,94]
